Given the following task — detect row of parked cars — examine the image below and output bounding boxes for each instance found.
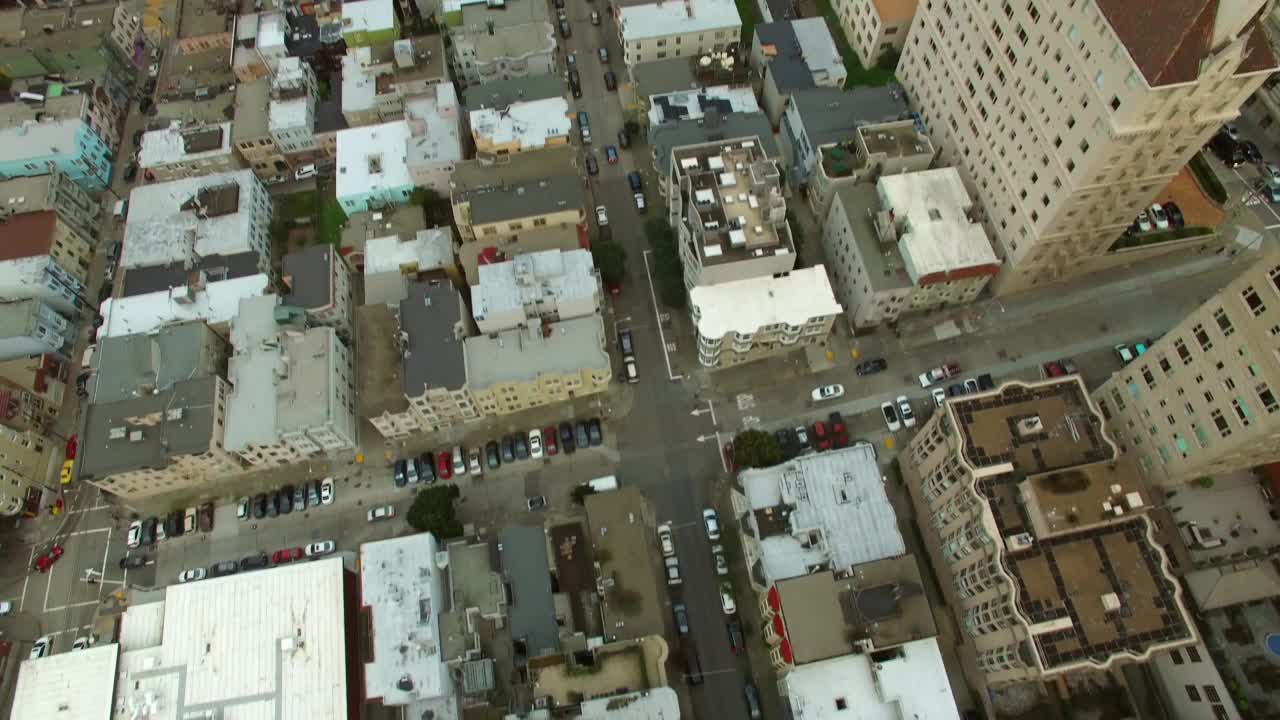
[238,477,335,521]
[392,419,606,487]
[125,502,216,548]
[1126,201,1185,235]
[775,411,857,458]
[176,540,337,584]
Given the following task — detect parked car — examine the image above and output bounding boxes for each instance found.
[59,459,74,485]
[1115,343,1139,364]
[127,520,142,548]
[368,505,395,522]
[605,71,617,91]
[526,496,548,511]
[812,420,830,451]
[514,433,530,460]
[272,547,303,565]
[468,448,483,476]
[560,421,576,454]
[828,412,848,448]
[633,192,646,212]
[932,387,946,408]
[240,552,270,571]
[419,452,436,483]
[178,567,207,583]
[1136,212,1153,232]
[719,581,736,614]
[279,486,294,514]
[529,428,544,459]
[897,395,916,428]
[486,441,501,470]
[881,401,902,432]
[29,636,51,659]
[605,145,618,164]
[977,373,996,391]
[591,9,600,24]
[1241,140,1263,164]
[305,540,336,557]
[657,523,675,556]
[320,477,335,505]
[209,560,239,577]
[1164,201,1185,228]
[919,362,961,387]
[437,451,453,480]
[451,446,466,476]
[1147,203,1169,230]
[743,683,762,720]
[794,425,811,453]
[501,435,516,463]
[856,358,887,375]
[585,154,598,176]
[558,18,570,37]
[124,162,138,182]
[404,457,419,485]
[775,427,798,458]
[236,496,250,520]
[712,545,728,575]
[703,508,720,540]
[575,421,591,449]
[595,205,609,226]
[810,384,845,402]
[664,556,682,585]
[963,378,980,393]
[597,47,609,63]
[253,492,269,518]
[727,618,745,654]
[544,426,559,455]
[119,554,148,570]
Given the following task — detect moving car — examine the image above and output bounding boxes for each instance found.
[743,684,762,720]
[633,192,646,212]
[585,154,598,176]
[367,505,396,522]
[719,582,736,614]
[712,545,728,575]
[728,618,745,654]
[672,603,690,635]
[529,428,544,459]
[918,362,961,388]
[595,205,609,226]
[657,523,675,557]
[664,556,682,585]
[33,545,64,573]
[810,384,845,402]
[305,540,336,557]
[119,554,148,570]
[605,145,618,164]
[605,71,617,91]
[59,459,74,485]
[178,567,207,583]
[702,508,720,540]
[591,9,600,24]
[897,395,916,428]
[597,47,609,63]
[856,358,887,375]
[881,401,902,432]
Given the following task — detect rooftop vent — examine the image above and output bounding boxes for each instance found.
[1015,416,1044,437]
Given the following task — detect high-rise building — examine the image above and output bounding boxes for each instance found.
[1093,248,1280,486]
[897,1,1277,294]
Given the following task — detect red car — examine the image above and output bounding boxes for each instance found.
[271,547,303,565]
[543,426,558,456]
[812,421,830,451]
[33,544,64,573]
[436,451,452,480]
[828,412,849,448]
[65,435,78,460]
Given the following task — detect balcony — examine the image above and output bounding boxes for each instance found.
[821,142,866,179]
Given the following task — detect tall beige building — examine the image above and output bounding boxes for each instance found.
[837,0,918,67]
[897,0,1277,294]
[900,376,1196,691]
[1094,248,1280,486]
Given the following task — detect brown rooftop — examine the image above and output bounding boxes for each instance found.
[1020,461,1153,537]
[0,210,57,260]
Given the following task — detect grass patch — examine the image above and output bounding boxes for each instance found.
[317,196,347,247]
[813,0,898,88]
[1111,225,1213,251]
[1189,152,1228,205]
[735,0,758,46]
[278,189,317,220]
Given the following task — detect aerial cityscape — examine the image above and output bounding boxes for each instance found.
[0,0,1279,719]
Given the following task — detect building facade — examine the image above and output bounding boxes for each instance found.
[0,114,113,192]
[444,0,557,88]
[897,0,1277,294]
[335,120,416,215]
[1092,248,1280,486]
[836,0,918,67]
[282,245,356,341]
[232,79,291,184]
[270,57,322,157]
[617,0,742,69]
[0,300,74,362]
[0,170,102,243]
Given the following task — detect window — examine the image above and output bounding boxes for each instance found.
[1176,340,1192,364]
[1204,686,1221,703]
[1213,308,1235,336]
[1243,285,1266,316]
[1187,646,1202,662]
[1186,685,1202,702]
[1193,324,1213,351]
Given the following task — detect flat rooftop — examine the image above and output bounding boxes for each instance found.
[618,0,740,41]
[121,170,266,270]
[780,640,960,720]
[450,145,576,191]
[649,85,759,126]
[877,169,999,282]
[341,204,427,260]
[99,273,271,338]
[356,303,411,418]
[473,249,598,326]
[138,122,233,169]
[454,174,585,226]
[741,444,905,584]
[463,315,609,390]
[363,228,454,306]
[470,97,570,150]
[402,279,468,396]
[282,244,336,310]
[343,0,397,33]
[832,182,913,292]
[336,120,414,200]
[403,85,464,165]
[585,487,667,641]
[179,0,232,38]
[500,525,561,658]
[674,137,791,266]
[689,265,841,338]
[12,643,117,720]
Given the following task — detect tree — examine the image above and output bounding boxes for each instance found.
[592,239,627,287]
[406,484,463,539]
[645,219,687,309]
[410,187,452,227]
[733,429,783,470]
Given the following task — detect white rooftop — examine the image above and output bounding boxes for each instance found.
[258,11,287,49]
[877,168,998,282]
[224,294,284,453]
[11,643,118,720]
[619,0,742,42]
[270,59,314,131]
[0,117,84,164]
[360,534,457,716]
[404,86,464,165]
[341,52,384,113]
[470,97,570,150]
[138,121,234,169]
[578,688,681,719]
[473,249,598,326]
[648,85,759,126]
[790,18,845,84]
[741,444,905,583]
[98,273,271,338]
[343,0,397,33]
[121,170,267,270]
[363,228,456,305]
[689,265,842,340]
[336,120,415,200]
[0,255,70,290]
[112,559,350,720]
[782,639,959,720]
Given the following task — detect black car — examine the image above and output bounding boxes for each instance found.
[138,96,152,114]
[977,373,995,391]
[587,418,603,446]
[501,435,516,463]
[240,552,270,571]
[279,486,294,514]
[627,170,642,193]
[1164,200,1185,228]
[856,357,887,375]
[164,511,181,539]
[575,420,591,449]
[267,493,279,518]
[604,71,617,92]
[486,441,501,469]
[209,560,239,577]
[586,154,598,176]
[514,433,530,460]
[253,493,268,519]
[559,421,576,454]
[1210,134,1245,167]
[558,18,570,38]
[124,163,138,182]
[393,459,408,487]
[119,554,148,570]
[1241,140,1263,164]
[141,517,157,545]
[775,427,797,458]
[727,618,745,654]
[419,452,436,483]
[618,328,634,355]
[673,602,690,635]
[946,382,966,397]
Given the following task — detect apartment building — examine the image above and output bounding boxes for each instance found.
[0,99,113,192]
[269,58,322,159]
[0,354,69,431]
[779,86,907,188]
[342,49,403,127]
[751,20,848,125]
[224,295,357,467]
[0,372,61,517]
[404,85,464,194]
[468,96,571,161]
[648,85,760,129]
[175,0,234,55]
[472,249,600,334]
[79,322,242,501]
[342,0,400,48]
[837,0,918,67]
[232,78,290,184]
[336,120,418,215]
[463,316,611,417]
[0,210,94,290]
[231,10,289,81]
[362,227,459,305]
[282,245,356,341]
[1150,641,1242,720]
[616,0,742,69]
[1092,248,1280,486]
[444,0,556,88]
[0,256,85,319]
[1,3,131,81]
[138,122,243,183]
[650,110,779,183]
[900,376,1195,690]
[0,171,102,243]
[0,300,74,362]
[779,642,959,720]
[807,118,934,218]
[823,169,1000,330]
[897,0,1277,295]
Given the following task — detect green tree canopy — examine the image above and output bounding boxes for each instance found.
[593,239,627,287]
[406,484,463,539]
[733,429,783,470]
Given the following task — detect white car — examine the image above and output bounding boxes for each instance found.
[451,446,466,475]
[712,545,728,576]
[657,523,675,557]
[931,387,946,408]
[897,395,916,428]
[719,582,736,615]
[468,448,483,476]
[320,477,335,505]
[595,205,609,227]
[71,637,91,651]
[183,507,197,534]
[881,401,901,432]
[0,601,12,616]
[1148,203,1169,230]
[236,496,250,520]
[1136,213,1153,232]
[702,508,720,540]
[127,520,142,548]
[29,636,51,659]
[633,192,646,212]
[177,568,206,583]
[367,504,396,522]
[664,556,682,585]
[1115,343,1137,364]
[810,384,845,402]
[305,540,336,557]
[528,429,544,459]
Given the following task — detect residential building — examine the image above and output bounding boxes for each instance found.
[629,55,752,130]
[403,85,464,194]
[101,272,272,340]
[616,0,742,69]
[822,169,1000,330]
[78,322,242,500]
[689,267,841,369]
[0,256,85,319]
[343,0,400,48]
[0,98,113,192]
[579,690,680,718]
[342,48,405,127]
[650,110,779,183]
[0,170,102,243]
[837,0,918,67]
[175,0,235,55]
[357,303,421,441]
[0,374,59,517]
[500,525,562,658]
[269,57,322,159]
[648,85,760,129]
[468,96,571,161]
[444,0,556,88]
[778,642,959,720]
[1092,249,1280,486]
[232,78,290,183]
[461,75,565,118]
[336,120,417,215]
[896,0,1277,295]
[0,210,94,287]
[450,148,586,284]
[584,488,669,641]
[11,645,118,720]
[232,10,289,81]
[138,121,243,183]
[900,376,1196,689]
[1150,641,1242,720]
[0,3,131,81]
[806,118,934,218]
[472,249,600,334]
[0,354,69,431]
[363,227,459,305]
[779,86,908,188]
[361,534,460,720]
[0,300,74,362]
[112,560,358,717]
[751,20,847,125]
[283,245,356,340]
[342,204,429,270]
[463,316,611,421]
[153,44,237,105]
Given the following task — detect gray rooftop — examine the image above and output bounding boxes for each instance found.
[631,57,700,98]
[651,112,779,175]
[88,322,229,405]
[791,86,909,147]
[833,183,912,293]
[121,251,262,297]
[231,78,272,142]
[464,316,608,390]
[500,526,560,659]
[401,280,468,396]
[455,175,585,226]
[462,74,565,111]
[450,146,576,191]
[756,22,816,92]
[315,70,348,134]
[282,245,335,310]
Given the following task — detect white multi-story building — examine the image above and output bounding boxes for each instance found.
[822,168,1000,330]
[898,0,1278,295]
[445,0,556,87]
[472,249,600,334]
[469,96,571,159]
[0,299,74,362]
[616,0,742,69]
[138,121,244,183]
[404,85,464,194]
[269,57,321,156]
